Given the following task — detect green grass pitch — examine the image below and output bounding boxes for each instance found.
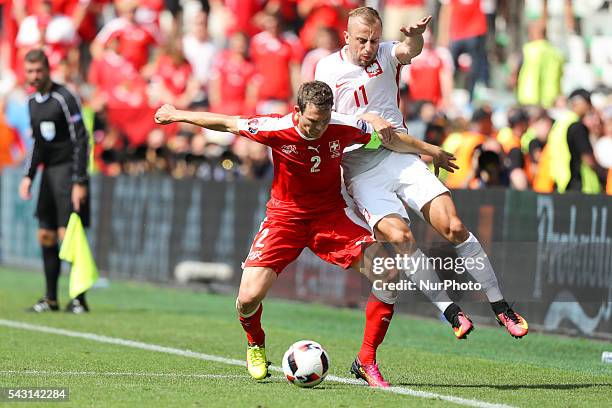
[1,267,611,407]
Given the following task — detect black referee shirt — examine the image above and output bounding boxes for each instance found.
[567,121,592,191]
[24,82,89,183]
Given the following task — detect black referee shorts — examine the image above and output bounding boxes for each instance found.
[36,162,90,230]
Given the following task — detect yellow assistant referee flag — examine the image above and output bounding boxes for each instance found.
[59,213,98,299]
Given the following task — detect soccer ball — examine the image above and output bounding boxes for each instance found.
[282,340,330,388]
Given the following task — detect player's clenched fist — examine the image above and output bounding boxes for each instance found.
[154,104,177,124]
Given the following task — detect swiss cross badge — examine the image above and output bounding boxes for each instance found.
[329,140,340,158]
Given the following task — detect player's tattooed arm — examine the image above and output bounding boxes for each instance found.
[154,104,240,134]
[384,133,459,176]
[394,15,432,65]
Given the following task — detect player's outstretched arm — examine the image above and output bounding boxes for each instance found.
[358,112,396,144]
[384,133,459,176]
[394,15,432,65]
[154,104,240,134]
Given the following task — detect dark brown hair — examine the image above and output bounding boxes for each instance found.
[297,81,333,113]
[24,49,49,69]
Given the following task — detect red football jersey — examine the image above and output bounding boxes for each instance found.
[404,47,453,106]
[209,50,256,115]
[448,0,487,41]
[237,112,373,217]
[95,17,159,70]
[250,31,303,101]
[152,55,192,97]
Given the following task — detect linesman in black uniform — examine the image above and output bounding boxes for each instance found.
[18,49,91,313]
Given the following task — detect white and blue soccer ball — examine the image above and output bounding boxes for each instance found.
[282,340,330,388]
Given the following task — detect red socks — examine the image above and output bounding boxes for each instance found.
[239,296,393,362]
[358,294,394,365]
[239,303,265,346]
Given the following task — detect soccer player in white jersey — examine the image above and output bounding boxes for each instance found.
[315,6,528,387]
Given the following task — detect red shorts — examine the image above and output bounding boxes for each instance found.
[243,208,374,274]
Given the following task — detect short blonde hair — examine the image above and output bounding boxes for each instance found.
[347,6,382,26]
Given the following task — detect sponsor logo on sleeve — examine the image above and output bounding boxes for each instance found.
[247,118,260,134]
[356,119,368,134]
[282,144,298,155]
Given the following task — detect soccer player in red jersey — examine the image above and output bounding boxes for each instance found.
[155,81,457,384]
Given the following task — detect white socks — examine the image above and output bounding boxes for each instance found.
[405,249,454,312]
[454,233,503,303]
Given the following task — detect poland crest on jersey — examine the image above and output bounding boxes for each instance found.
[365,60,383,77]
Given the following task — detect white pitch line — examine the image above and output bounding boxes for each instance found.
[0,319,514,408]
[0,370,250,380]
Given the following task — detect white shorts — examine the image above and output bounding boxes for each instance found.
[345,152,450,229]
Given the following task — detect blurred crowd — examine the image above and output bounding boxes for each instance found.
[0,0,610,193]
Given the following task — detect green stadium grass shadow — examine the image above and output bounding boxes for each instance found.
[394,383,612,391]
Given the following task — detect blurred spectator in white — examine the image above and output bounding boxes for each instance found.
[250,11,303,114]
[300,27,339,82]
[208,31,257,115]
[134,0,164,29]
[381,0,426,41]
[402,26,453,110]
[438,0,489,100]
[149,36,200,109]
[182,10,217,105]
[91,0,160,73]
[594,107,612,170]
[16,0,78,82]
[512,20,563,108]
[496,107,529,190]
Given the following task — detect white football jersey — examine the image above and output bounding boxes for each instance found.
[315,41,406,132]
[315,41,407,179]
